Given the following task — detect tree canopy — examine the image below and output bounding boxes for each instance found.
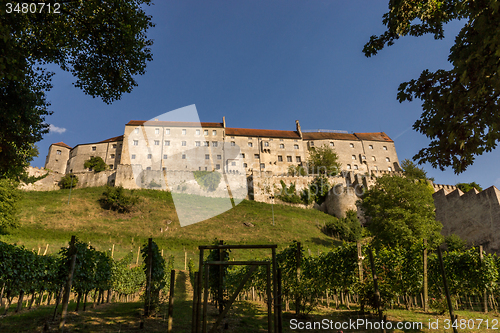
[307,145,341,176]
[400,158,434,181]
[359,175,443,248]
[364,0,500,174]
[0,0,154,179]
[84,156,108,173]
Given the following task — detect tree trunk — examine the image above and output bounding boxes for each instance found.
[0,283,4,308]
[83,292,88,311]
[75,293,81,312]
[16,290,25,313]
[52,286,64,321]
[28,292,36,310]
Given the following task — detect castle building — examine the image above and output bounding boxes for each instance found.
[45,118,400,176]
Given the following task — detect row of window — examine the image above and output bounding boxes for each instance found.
[350,155,391,162]
[136,128,219,136]
[345,165,393,172]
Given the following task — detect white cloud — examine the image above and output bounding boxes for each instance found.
[49,124,66,134]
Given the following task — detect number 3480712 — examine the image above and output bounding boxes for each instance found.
[6,2,60,14]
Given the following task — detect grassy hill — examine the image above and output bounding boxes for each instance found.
[1,186,340,269]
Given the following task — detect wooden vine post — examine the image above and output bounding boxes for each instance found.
[368,247,385,333]
[480,245,488,313]
[296,242,301,316]
[167,270,176,332]
[144,238,153,317]
[423,239,428,312]
[218,240,224,315]
[437,247,458,333]
[59,235,77,332]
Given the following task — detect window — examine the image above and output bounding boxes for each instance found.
[372,156,376,161]
[350,143,354,148]
[231,136,235,139]
[195,141,201,147]
[109,165,114,170]
[347,164,351,170]
[254,154,259,159]
[212,142,218,147]
[146,167,151,170]
[248,142,253,147]
[296,156,301,162]
[204,141,209,147]
[231,161,236,166]
[216,164,220,170]
[205,154,210,160]
[279,139,283,141]
[92,146,96,151]
[133,140,138,146]
[164,140,170,146]
[264,141,269,147]
[362,155,366,160]
[163,154,168,159]
[374,166,378,170]
[110,154,115,159]
[388,167,392,172]
[182,141,187,146]
[279,144,284,149]
[112,144,117,148]
[240,153,245,158]
[231,141,235,146]
[147,154,152,159]
[163,167,167,171]
[165,129,170,135]
[180,129,185,135]
[269,139,273,141]
[278,155,283,162]
[182,154,186,159]
[196,129,200,136]
[294,144,299,149]
[56,150,61,155]
[154,140,159,146]
[131,154,136,159]
[386,157,390,162]
[260,163,265,169]
[212,130,217,136]
[352,155,356,160]
[217,155,222,160]
[354,165,358,170]
[155,128,159,134]
[383,146,387,150]
[204,130,208,136]
[330,142,334,147]
[243,163,247,168]
[248,137,253,140]
[134,128,139,134]
[287,156,292,162]
[369,145,373,149]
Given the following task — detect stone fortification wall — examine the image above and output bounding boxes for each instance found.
[19,167,62,191]
[433,186,500,253]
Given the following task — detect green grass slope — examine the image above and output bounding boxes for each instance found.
[1,186,340,269]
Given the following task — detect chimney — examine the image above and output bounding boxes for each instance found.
[295,120,303,139]
[222,116,226,128]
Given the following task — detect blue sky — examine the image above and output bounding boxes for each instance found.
[34,0,500,189]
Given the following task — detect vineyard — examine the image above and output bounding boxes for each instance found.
[2,237,500,332]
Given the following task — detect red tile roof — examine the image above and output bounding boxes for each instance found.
[126,120,224,128]
[354,132,393,142]
[52,142,72,149]
[302,132,358,141]
[99,135,124,143]
[226,128,301,139]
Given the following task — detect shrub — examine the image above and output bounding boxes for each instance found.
[84,156,107,172]
[287,165,307,176]
[445,234,467,252]
[303,175,330,205]
[99,186,139,213]
[276,180,302,204]
[192,171,222,192]
[321,210,362,242]
[59,174,78,189]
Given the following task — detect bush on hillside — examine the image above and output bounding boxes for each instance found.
[84,156,107,172]
[59,174,78,189]
[192,171,222,192]
[276,180,302,204]
[99,186,139,213]
[322,210,362,242]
